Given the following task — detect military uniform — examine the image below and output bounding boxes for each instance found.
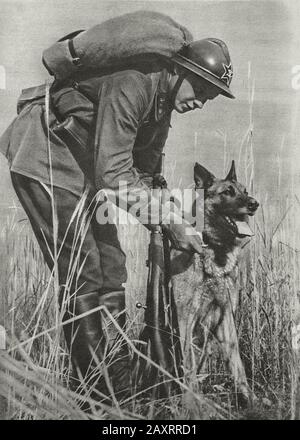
[0,67,172,298]
[0,31,236,399]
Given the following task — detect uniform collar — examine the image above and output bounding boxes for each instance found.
[153,68,172,122]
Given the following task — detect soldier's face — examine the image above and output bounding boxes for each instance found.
[173,74,220,114]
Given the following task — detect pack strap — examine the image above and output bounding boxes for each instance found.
[68,38,82,67]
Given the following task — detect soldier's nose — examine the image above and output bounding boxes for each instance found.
[194,99,205,109]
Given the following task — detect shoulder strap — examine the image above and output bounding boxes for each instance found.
[17,83,49,114]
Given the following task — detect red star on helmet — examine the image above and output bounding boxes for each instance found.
[221,63,233,86]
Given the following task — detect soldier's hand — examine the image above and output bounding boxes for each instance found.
[162,221,204,254]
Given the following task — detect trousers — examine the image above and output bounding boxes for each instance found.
[11,172,127,301]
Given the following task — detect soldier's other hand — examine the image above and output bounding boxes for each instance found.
[153,173,168,189]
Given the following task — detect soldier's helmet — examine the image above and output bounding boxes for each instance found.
[172,38,235,99]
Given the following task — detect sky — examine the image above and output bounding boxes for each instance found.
[0,0,299,213]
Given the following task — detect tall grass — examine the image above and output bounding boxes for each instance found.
[1,167,299,420]
[0,66,299,420]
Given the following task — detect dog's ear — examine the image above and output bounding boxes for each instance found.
[194,163,215,189]
[225,160,237,181]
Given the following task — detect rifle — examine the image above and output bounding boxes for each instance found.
[135,156,183,399]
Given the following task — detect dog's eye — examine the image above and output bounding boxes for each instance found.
[223,187,235,196]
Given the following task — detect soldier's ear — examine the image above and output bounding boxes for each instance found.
[225,160,237,181]
[194,163,215,189]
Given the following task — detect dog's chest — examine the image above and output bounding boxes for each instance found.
[171,248,240,326]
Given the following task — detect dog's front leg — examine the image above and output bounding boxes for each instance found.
[215,304,254,403]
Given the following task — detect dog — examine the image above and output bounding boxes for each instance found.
[171,161,259,402]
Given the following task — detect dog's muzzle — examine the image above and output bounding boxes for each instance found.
[247,198,259,214]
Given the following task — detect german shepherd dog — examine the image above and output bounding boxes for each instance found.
[171,161,259,402]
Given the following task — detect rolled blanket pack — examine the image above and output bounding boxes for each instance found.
[42,10,193,80]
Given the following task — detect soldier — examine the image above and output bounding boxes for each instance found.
[0,37,234,400]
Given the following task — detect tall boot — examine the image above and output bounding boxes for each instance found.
[63,290,132,402]
[99,290,132,399]
[62,290,109,399]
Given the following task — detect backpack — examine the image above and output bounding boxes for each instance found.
[42,10,193,80]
